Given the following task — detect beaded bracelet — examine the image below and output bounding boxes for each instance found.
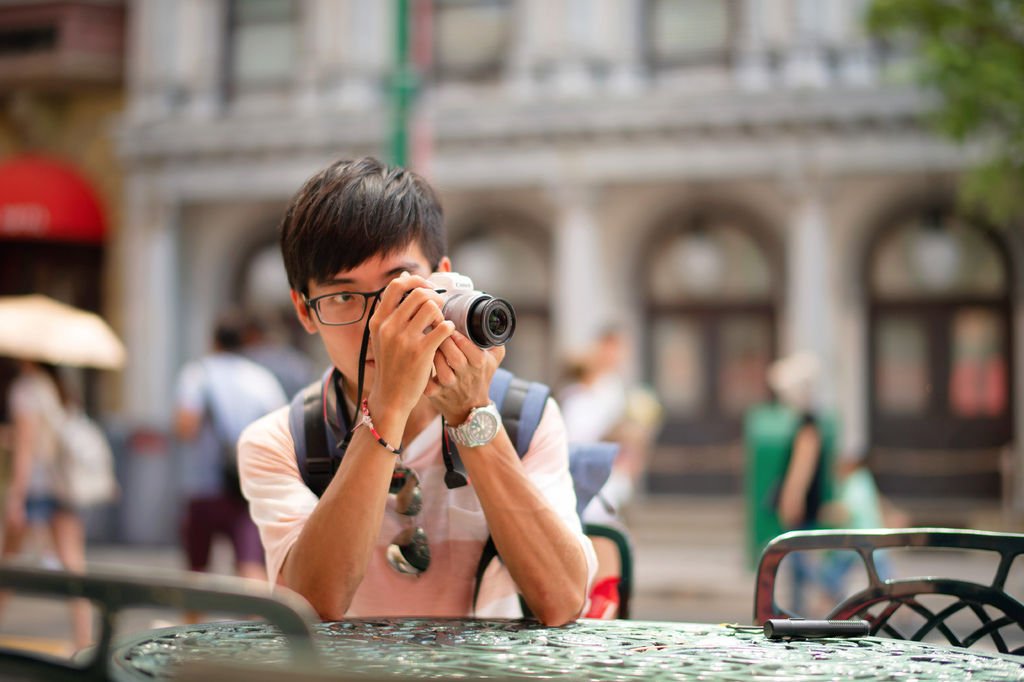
[359,399,403,456]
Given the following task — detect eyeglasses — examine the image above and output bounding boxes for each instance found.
[302,288,385,326]
[385,466,430,575]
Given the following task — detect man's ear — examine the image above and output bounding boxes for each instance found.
[436,256,452,274]
[290,289,318,334]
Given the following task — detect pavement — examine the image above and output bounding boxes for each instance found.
[0,493,1010,659]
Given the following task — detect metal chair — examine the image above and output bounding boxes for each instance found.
[754,528,1024,654]
[0,564,319,681]
[584,522,634,619]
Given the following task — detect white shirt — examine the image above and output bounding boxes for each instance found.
[238,398,597,618]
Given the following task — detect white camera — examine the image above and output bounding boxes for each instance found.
[427,272,516,348]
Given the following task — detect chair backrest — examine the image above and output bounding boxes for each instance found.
[584,523,634,619]
[754,528,1024,654]
[0,564,319,682]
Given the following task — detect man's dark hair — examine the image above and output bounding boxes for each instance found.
[279,157,446,293]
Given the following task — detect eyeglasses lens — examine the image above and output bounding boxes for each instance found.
[315,295,366,325]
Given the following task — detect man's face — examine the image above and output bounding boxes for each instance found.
[290,242,450,395]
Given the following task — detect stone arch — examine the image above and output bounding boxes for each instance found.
[860,192,1014,497]
[635,197,783,493]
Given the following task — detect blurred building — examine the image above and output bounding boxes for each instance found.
[0,0,126,413]
[115,0,1020,504]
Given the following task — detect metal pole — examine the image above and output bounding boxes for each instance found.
[390,0,413,166]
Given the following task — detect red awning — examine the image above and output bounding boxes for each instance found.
[0,155,106,244]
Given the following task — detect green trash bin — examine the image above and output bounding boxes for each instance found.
[743,403,837,570]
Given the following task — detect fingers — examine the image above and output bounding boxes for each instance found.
[446,331,505,368]
[408,296,446,335]
[448,331,485,368]
[433,349,456,387]
[436,336,467,373]
[424,319,456,350]
[380,272,430,308]
[371,273,445,338]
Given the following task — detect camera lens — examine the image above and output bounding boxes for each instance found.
[468,297,516,348]
[488,307,509,338]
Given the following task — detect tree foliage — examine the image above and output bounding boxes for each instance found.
[868,0,1024,223]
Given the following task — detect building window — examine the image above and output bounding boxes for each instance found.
[646,212,778,447]
[227,0,298,89]
[433,0,512,81]
[644,0,737,67]
[450,219,551,381]
[868,209,1012,451]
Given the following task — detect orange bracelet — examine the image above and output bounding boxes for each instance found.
[359,399,403,455]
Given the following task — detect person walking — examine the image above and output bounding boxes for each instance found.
[1,360,91,650]
[174,312,286,593]
[766,351,826,613]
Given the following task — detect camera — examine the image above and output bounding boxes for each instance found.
[427,272,516,348]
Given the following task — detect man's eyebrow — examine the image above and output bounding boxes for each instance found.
[317,262,424,288]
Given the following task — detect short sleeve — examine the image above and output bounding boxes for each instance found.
[237,407,320,585]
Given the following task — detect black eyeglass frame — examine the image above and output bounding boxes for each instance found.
[302,287,386,326]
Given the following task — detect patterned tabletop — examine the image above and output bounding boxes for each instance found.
[110,618,1024,681]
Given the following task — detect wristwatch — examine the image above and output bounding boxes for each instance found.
[446,402,502,447]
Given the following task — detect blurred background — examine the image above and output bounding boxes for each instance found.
[0,0,1021,633]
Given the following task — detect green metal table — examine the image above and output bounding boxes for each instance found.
[110,618,1024,681]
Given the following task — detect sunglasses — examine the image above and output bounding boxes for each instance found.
[385,466,430,575]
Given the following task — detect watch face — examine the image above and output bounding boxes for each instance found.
[453,404,501,447]
[465,409,499,444]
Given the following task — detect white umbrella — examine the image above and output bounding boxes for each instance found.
[0,294,125,369]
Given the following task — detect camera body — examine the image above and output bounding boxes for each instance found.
[427,272,516,348]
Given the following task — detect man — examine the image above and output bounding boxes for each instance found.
[175,312,287,584]
[238,157,594,625]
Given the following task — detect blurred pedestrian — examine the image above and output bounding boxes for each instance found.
[241,310,316,398]
[817,454,910,602]
[558,326,663,618]
[766,351,826,613]
[559,326,663,521]
[174,312,286,602]
[0,360,91,650]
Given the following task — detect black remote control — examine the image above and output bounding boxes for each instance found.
[763,618,871,639]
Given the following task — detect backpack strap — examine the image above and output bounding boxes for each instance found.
[490,367,549,457]
[289,368,335,497]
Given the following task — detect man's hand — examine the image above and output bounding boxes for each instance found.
[368,273,455,422]
[426,331,505,424]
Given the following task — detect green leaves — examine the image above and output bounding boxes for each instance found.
[869,0,1024,223]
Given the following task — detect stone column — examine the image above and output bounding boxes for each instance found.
[177,0,227,118]
[830,0,877,87]
[125,0,181,122]
[552,185,609,355]
[785,178,837,408]
[324,0,388,109]
[605,0,643,95]
[782,0,829,89]
[120,173,181,425]
[294,0,327,114]
[552,0,596,96]
[735,0,772,91]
